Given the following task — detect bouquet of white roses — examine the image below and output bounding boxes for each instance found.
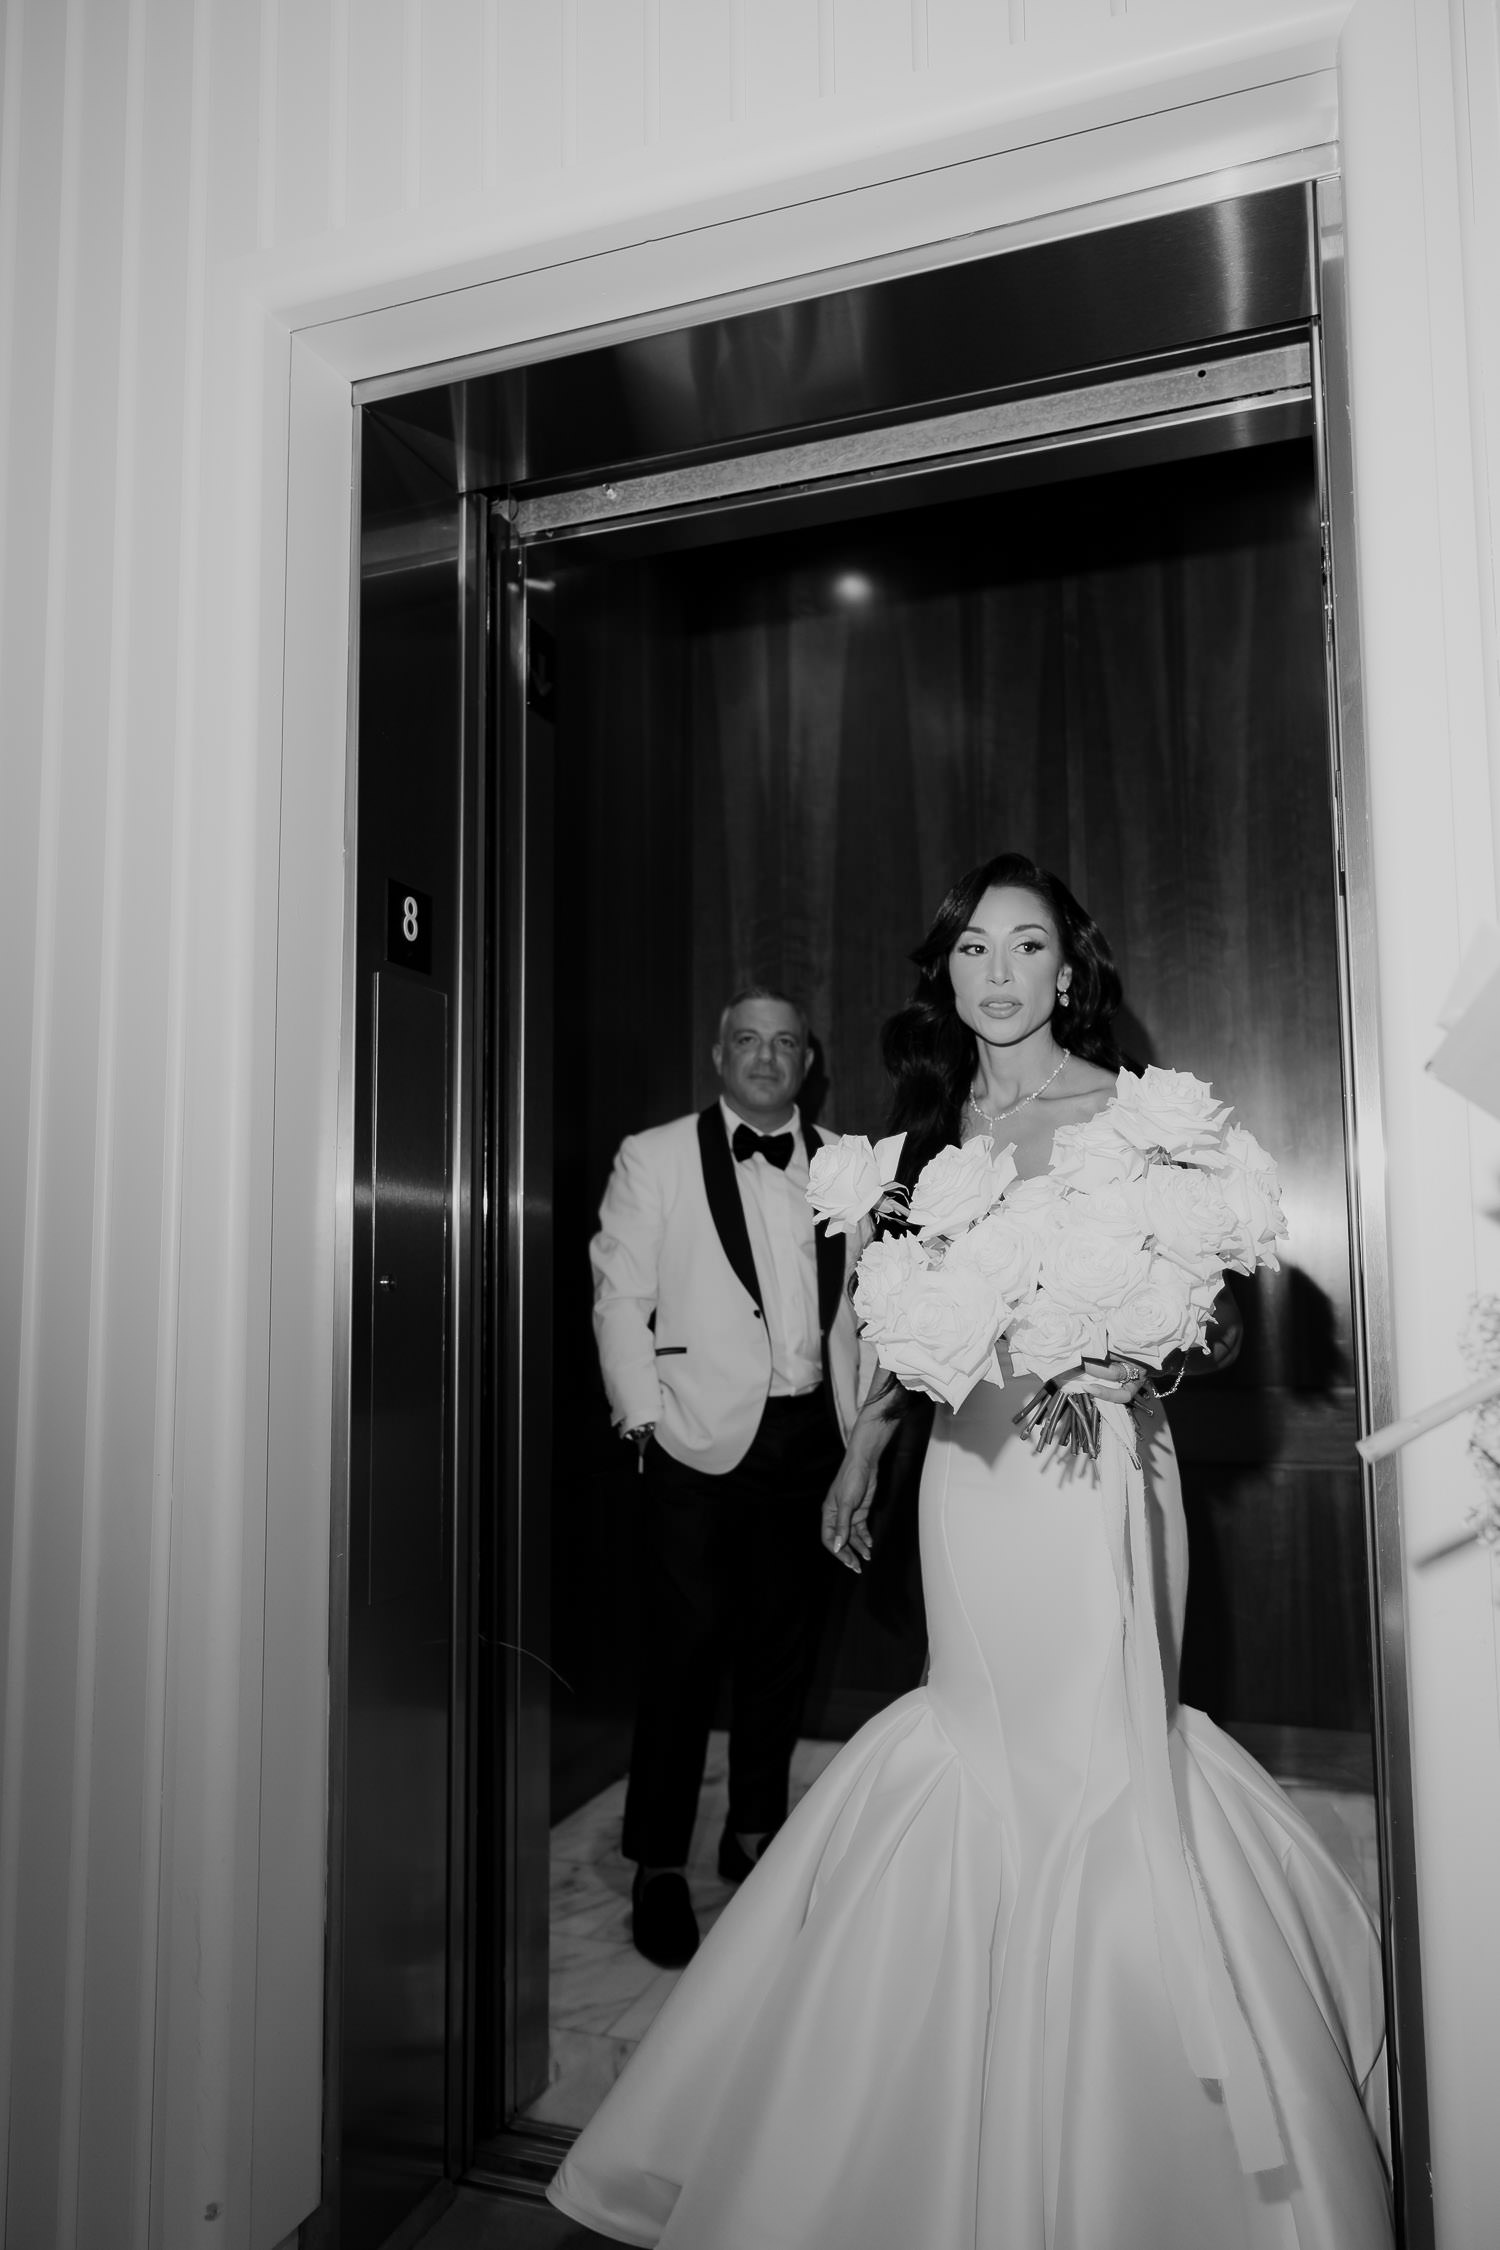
[806,1067,1287,1452]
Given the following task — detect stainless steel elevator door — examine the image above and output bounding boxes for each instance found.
[334,456,480,2250]
[342,977,453,2243]
[370,973,450,1605]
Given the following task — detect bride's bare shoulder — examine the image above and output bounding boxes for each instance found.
[1055,1057,1119,1109]
[1028,1058,1117,1141]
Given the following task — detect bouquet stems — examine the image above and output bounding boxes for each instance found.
[1012,1381,1102,1460]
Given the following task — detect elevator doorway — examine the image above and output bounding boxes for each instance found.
[335,176,1427,2249]
[491,431,1378,2146]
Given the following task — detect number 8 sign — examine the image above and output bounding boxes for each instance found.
[386,878,434,976]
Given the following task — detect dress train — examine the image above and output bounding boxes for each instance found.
[550,1383,1392,2250]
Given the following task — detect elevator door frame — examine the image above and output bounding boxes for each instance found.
[341,170,1427,2245]
[318,467,490,2250]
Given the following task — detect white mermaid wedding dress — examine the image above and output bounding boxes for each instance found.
[549,1377,1393,2250]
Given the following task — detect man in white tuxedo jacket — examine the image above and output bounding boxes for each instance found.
[591,988,861,1967]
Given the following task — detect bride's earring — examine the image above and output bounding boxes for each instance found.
[1057,986,1070,1009]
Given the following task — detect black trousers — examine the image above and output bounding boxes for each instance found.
[621,1392,844,1869]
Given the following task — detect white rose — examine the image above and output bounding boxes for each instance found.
[907,1136,1018,1240]
[851,1231,929,1334]
[946,1211,1042,1305]
[1007,1294,1108,1383]
[1105,1261,1213,1367]
[1219,1123,1279,1184]
[1214,1162,1287,1272]
[1071,1178,1151,1242]
[806,1130,907,1237]
[1205,1126,1288,1273]
[1001,1174,1068,1239]
[1143,1162,1243,1281]
[1039,1222,1152,1313]
[874,1260,1009,1410]
[1051,1112,1146,1192]
[1110,1066,1229,1161]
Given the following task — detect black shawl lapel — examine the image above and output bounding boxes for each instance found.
[697,1105,763,1311]
[805,1121,846,1339]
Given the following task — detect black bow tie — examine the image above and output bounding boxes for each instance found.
[732,1123,794,1170]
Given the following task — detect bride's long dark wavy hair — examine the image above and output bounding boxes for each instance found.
[883,853,1132,1186]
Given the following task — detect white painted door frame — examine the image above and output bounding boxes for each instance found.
[219,13,1500,2244]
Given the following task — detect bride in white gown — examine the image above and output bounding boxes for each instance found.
[550,855,1394,2250]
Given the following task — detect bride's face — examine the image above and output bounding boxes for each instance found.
[948,885,1071,1046]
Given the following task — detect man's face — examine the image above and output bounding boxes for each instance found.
[713,998,809,1126]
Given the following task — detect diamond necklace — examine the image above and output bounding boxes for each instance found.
[967,1050,1069,1128]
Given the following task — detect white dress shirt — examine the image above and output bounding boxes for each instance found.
[719,1098,824,1397]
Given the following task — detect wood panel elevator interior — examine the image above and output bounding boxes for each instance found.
[544,442,1364,1808]
[337,181,1412,2250]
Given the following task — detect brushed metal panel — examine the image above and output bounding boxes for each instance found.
[515,343,1310,538]
[1313,173,1434,2250]
[447,490,488,2176]
[338,971,453,2249]
[497,547,555,2122]
[332,465,467,2250]
[372,187,1313,495]
[370,975,450,1604]
[528,395,1314,565]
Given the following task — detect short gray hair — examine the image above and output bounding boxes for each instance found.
[716,985,810,1048]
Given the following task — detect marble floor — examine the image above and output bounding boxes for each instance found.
[521,1725,1381,2136]
[522,1732,840,2129]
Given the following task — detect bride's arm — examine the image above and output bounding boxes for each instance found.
[821,1373,905,1575]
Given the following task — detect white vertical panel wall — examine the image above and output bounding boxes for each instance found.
[0,1,1496,2245]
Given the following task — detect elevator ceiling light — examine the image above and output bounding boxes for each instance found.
[832,571,874,605]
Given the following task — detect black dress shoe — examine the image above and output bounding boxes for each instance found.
[717,1824,772,1884]
[631,1868,699,1967]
